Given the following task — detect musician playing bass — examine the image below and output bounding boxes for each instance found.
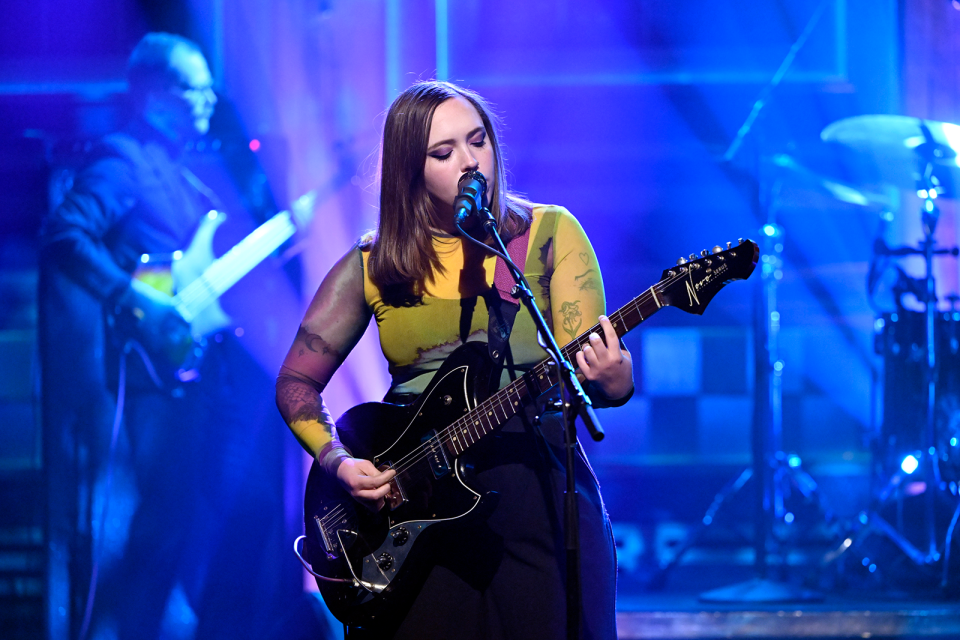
[39,32,281,639]
[276,80,634,639]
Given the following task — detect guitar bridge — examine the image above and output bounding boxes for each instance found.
[315,506,358,560]
[381,463,408,510]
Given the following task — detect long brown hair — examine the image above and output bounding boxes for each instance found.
[367,81,532,307]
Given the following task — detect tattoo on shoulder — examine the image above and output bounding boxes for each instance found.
[574,269,596,281]
[559,300,582,339]
[578,278,598,292]
[574,269,598,292]
[295,326,339,358]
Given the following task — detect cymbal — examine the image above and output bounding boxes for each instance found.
[770,153,893,209]
[822,115,960,163]
[821,115,960,195]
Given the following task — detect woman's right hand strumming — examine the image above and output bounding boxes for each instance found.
[335,457,397,512]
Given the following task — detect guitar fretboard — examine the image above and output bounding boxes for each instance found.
[438,285,665,456]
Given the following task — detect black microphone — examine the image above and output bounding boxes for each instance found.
[453,170,487,228]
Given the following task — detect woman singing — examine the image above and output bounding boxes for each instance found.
[276,80,633,639]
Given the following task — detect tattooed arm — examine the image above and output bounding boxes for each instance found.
[548,208,634,405]
[276,246,395,510]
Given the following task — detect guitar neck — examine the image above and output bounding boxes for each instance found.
[174,211,296,321]
[440,286,663,457]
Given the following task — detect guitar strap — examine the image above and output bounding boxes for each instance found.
[485,227,530,384]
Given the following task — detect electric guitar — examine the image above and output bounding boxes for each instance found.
[300,239,759,625]
[110,191,316,384]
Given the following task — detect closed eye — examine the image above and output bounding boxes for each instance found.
[430,150,453,161]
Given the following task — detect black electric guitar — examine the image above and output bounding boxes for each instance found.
[299,239,759,625]
[109,192,315,384]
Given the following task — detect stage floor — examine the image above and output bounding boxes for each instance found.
[616,590,960,639]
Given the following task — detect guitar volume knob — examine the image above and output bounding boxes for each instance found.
[377,552,394,571]
[392,526,410,546]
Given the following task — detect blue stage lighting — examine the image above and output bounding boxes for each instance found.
[900,454,919,474]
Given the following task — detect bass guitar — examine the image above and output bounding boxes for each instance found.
[110,192,315,384]
[299,239,759,625]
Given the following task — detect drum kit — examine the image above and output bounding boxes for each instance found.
[817,114,960,590]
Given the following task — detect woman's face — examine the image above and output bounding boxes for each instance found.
[423,96,495,224]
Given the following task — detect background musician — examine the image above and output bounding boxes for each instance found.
[39,32,289,640]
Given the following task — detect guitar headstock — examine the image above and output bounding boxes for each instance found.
[657,239,759,315]
[290,190,318,230]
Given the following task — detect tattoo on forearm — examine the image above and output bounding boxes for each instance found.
[295,325,339,358]
[560,300,582,339]
[276,375,334,430]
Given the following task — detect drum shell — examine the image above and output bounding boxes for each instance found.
[876,310,960,477]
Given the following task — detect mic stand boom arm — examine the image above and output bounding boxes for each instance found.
[457,207,604,640]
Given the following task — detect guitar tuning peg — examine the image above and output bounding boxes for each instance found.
[738,238,744,245]
[700,250,709,257]
[727,242,732,249]
[689,253,696,261]
[676,257,688,265]
[711,245,723,254]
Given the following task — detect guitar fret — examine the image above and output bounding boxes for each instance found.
[449,423,463,454]
[478,412,490,435]
[496,399,506,421]
[497,395,511,421]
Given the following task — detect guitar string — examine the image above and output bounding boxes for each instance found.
[315,280,664,531]
[378,278,667,479]
[382,251,734,479]
[314,254,742,532]
[314,294,632,531]
[382,276,669,478]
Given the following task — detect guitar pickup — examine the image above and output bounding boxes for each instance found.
[421,430,451,479]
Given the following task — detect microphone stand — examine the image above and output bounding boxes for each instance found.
[457,206,604,640]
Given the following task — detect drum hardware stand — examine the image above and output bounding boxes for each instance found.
[697,221,824,603]
[825,127,960,588]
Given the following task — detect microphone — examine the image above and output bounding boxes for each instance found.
[453,170,487,228]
